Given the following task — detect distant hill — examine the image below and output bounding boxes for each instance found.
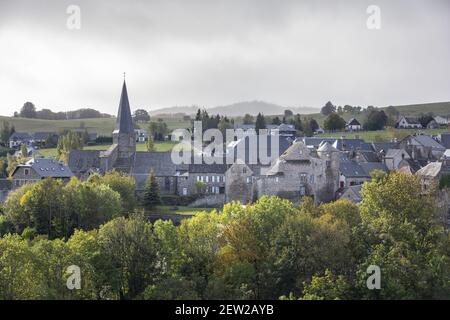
[392,102,450,117]
[149,101,318,117]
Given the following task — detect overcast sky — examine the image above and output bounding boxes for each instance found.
[0,0,449,116]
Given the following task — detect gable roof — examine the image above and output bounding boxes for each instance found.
[9,132,33,141]
[33,132,58,140]
[371,142,398,154]
[398,116,421,125]
[346,118,361,126]
[340,185,363,202]
[15,158,74,178]
[340,160,369,178]
[385,148,410,159]
[279,141,312,162]
[412,135,445,151]
[416,162,443,178]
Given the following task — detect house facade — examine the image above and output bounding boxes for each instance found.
[11,158,74,189]
[396,116,422,129]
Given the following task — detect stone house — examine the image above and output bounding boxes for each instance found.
[398,135,446,161]
[257,141,340,204]
[338,185,363,203]
[383,148,411,171]
[11,158,74,189]
[416,162,446,192]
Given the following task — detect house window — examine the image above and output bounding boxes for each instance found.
[300,173,307,183]
[246,177,251,183]
[196,176,201,182]
[212,176,215,183]
[24,169,29,175]
[182,188,188,196]
[310,175,315,184]
[205,176,209,183]
[275,177,279,183]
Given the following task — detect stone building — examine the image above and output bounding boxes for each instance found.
[11,158,74,189]
[256,141,341,204]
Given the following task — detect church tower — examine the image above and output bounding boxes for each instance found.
[113,80,136,158]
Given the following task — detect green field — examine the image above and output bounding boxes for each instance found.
[0,116,191,137]
[37,141,178,158]
[317,128,449,142]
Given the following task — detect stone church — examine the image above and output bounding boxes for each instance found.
[69,81,341,205]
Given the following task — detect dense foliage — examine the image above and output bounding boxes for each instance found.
[0,172,449,300]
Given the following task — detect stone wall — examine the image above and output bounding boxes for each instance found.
[225,163,255,204]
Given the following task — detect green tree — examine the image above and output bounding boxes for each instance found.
[302,270,350,300]
[19,102,37,118]
[98,213,158,299]
[133,109,150,123]
[146,135,155,152]
[57,131,84,163]
[94,171,137,213]
[323,113,346,131]
[0,121,15,145]
[321,101,336,116]
[242,114,254,125]
[255,113,266,134]
[143,170,161,210]
[357,172,450,299]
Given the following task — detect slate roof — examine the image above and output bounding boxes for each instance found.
[357,150,380,162]
[131,152,180,189]
[16,158,74,178]
[399,117,421,125]
[9,132,33,141]
[114,81,134,133]
[277,123,296,132]
[371,142,398,154]
[317,141,337,153]
[187,163,229,174]
[439,133,450,149]
[332,138,370,151]
[360,162,388,175]
[339,161,369,178]
[33,132,58,140]
[228,135,292,164]
[302,137,338,148]
[346,118,361,126]
[416,162,443,178]
[68,150,102,173]
[411,135,444,150]
[280,141,312,162]
[340,185,363,202]
[385,148,410,159]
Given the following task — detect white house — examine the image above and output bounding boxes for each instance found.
[434,116,449,126]
[345,118,362,131]
[396,116,422,129]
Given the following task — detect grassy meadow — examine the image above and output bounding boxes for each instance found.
[37,141,178,158]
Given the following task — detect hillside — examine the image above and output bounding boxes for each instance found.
[2,101,449,137]
[393,102,450,117]
[150,101,318,117]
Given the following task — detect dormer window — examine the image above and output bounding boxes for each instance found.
[24,169,29,175]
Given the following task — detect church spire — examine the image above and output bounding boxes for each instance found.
[115,79,134,133]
